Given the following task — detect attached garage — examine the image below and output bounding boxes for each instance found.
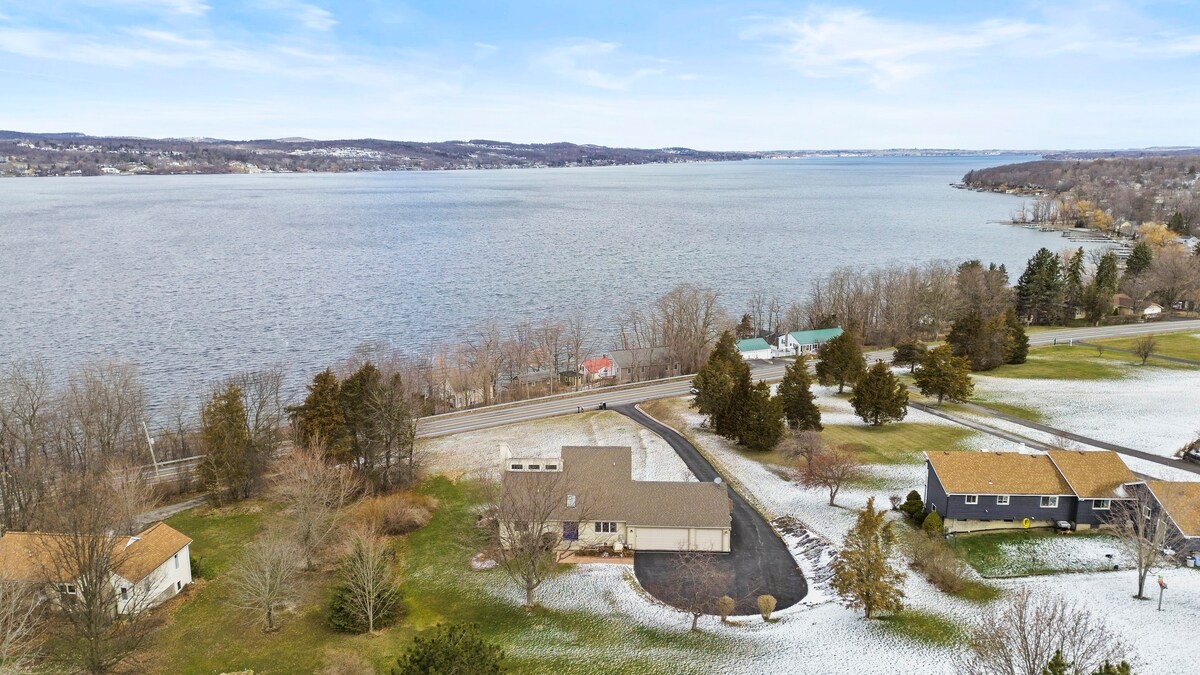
[629,526,729,552]
[691,528,725,551]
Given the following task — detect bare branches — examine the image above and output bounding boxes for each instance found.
[490,470,583,608]
[1132,335,1157,365]
[0,577,41,675]
[960,588,1132,675]
[797,444,864,507]
[330,528,402,634]
[229,532,301,632]
[662,551,733,631]
[276,444,361,570]
[1108,491,1185,600]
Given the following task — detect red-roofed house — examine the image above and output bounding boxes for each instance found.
[580,356,616,382]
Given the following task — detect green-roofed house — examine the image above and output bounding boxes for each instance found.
[735,337,773,360]
[776,327,844,356]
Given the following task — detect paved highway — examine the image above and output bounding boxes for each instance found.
[417,319,1200,438]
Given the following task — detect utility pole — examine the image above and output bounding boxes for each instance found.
[142,420,160,478]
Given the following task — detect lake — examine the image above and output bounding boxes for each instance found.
[0,156,1089,405]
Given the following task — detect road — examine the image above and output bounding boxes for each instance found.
[417,319,1200,438]
[616,405,808,614]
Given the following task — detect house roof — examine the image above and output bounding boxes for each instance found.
[0,522,192,584]
[502,446,731,529]
[736,338,771,353]
[581,356,613,374]
[1144,480,1200,538]
[787,327,844,345]
[1046,450,1136,499]
[926,451,1073,495]
[610,347,673,369]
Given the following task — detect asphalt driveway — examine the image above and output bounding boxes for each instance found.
[614,405,808,615]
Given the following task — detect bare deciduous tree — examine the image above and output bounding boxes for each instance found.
[1132,335,1157,365]
[229,532,301,632]
[276,444,360,570]
[490,470,582,608]
[0,360,54,532]
[797,444,864,506]
[334,528,401,634]
[1108,490,1185,600]
[658,551,733,631]
[364,370,419,491]
[0,577,41,674]
[960,588,1132,675]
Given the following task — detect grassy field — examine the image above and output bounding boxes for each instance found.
[982,344,1192,380]
[821,423,976,464]
[148,479,735,674]
[949,530,1118,578]
[1095,331,1200,363]
[876,610,963,646]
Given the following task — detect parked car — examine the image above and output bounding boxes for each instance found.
[1183,448,1200,464]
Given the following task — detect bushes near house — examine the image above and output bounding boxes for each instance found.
[393,624,504,675]
[717,596,735,622]
[351,492,438,536]
[921,511,944,537]
[898,490,926,524]
[757,595,777,621]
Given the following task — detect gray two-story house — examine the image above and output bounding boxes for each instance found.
[924,449,1136,534]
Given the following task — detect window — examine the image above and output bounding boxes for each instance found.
[562,522,579,541]
[566,494,576,508]
[120,587,128,601]
[528,464,540,470]
[56,583,76,595]
[545,464,558,471]
[1143,506,1153,520]
[510,463,524,470]
[594,521,617,533]
[1094,499,1111,510]
[996,495,1010,505]
[964,495,979,505]
[1040,496,1059,508]
[174,553,179,569]
[176,581,182,591]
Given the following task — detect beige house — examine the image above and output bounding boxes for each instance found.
[501,446,732,552]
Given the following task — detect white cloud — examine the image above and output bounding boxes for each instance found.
[536,39,663,91]
[742,8,1041,88]
[473,42,499,57]
[104,0,211,16]
[295,4,336,31]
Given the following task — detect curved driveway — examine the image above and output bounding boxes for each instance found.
[615,405,808,615]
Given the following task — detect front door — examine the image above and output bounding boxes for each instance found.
[562,521,579,541]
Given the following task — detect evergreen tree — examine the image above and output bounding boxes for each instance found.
[830,496,906,619]
[948,311,1015,372]
[1015,248,1064,325]
[393,624,503,675]
[692,331,751,439]
[736,313,755,339]
[1062,248,1085,322]
[199,383,254,504]
[815,330,866,393]
[921,511,944,537]
[898,490,925,521]
[1091,661,1134,675]
[1041,650,1072,675]
[1004,308,1029,365]
[912,344,973,405]
[777,355,822,431]
[850,362,908,426]
[1095,251,1119,292]
[1125,242,1153,277]
[737,381,786,452]
[340,362,381,467]
[1082,252,1120,324]
[288,368,349,460]
[1167,211,1188,235]
[891,339,926,372]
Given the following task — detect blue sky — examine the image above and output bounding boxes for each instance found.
[1,1,1199,149]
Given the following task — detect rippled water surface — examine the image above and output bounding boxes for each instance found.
[2,156,1080,403]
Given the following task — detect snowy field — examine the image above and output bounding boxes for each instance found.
[988,535,1133,576]
[417,410,695,482]
[974,367,1200,460]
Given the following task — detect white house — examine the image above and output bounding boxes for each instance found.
[776,327,844,356]
[735,337,773,360]
[501,446,732,553]
[1141,302,1164,319]
[0,521,193,613]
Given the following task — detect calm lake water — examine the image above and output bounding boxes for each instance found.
[0,156,1087,405]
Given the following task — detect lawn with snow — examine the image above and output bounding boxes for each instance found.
[417,410,695,482]
[952,531,1132,577]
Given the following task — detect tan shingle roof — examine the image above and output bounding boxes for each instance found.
[503,446,731,529]
[1047,450,1136,499]
[1145,480,1200,537]
[0,522,191,584]
[926,451,1072,495]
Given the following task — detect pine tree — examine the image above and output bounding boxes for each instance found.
[830,496,906,619]
[1063,248,1085,322]
[1125,242,1153,277]
[850,362,908,426]
[393,624,504,675]
[1016,248,1064,325]
[737,381,786,452]
[340,362,381,466]
[692,331,751,439]
[199,383,253,504]
[736,313,755,339]
[1041,650,1072,675]
[1082,251,1120,324]
[1091,661,1134,675]
[815,330,866,393]
[777,355,822,431]
[288,368,349,460]
[1005,308,1029,364]
[1167,211,1187,235]
[891,340,926,372]
[913,344,973,405]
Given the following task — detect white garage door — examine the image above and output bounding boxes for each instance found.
[634,527,690,551]
[692,529,724,551]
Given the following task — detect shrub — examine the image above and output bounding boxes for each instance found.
[190,555,206,580]
[922,511,944,537]
[393,624,503,675]
[906,532,966,594]
[351,492,437,536]
[328,579,404,634]
[716,595,735,622]
[757,594,777,621]
[899,490,924,520]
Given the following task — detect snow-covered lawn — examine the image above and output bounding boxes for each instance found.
[418,410,695,482]
[974,368,1200,460]
[985,535,1132,577]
